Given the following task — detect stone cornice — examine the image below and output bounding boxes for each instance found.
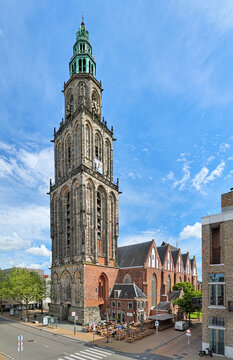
[50,163,118,193]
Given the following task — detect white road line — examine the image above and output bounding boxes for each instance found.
[84,350,106,358]
[74,353,96,360]
[64,356,80,360]
[69,355,86,359]
[91,348,113,355]
[79,351,104,360]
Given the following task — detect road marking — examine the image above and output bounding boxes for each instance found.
[91,349,112,355]
[84,350,106,358]
[68,355,84,359]
[79,352,103,360]
[64,356,78,360]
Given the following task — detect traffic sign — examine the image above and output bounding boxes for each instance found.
[118,326,122,331]
[127,313,132,317]
[186,329,191,336]
[71,311,76,316]
[92,323,96,330]
[17,335,24,352]
[155,321,159,327]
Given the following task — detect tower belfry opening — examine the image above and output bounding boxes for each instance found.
[49,17,119,323]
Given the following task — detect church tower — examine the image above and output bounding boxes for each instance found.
[49,18,119,323]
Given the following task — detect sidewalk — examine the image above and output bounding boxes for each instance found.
[1,312,229,360]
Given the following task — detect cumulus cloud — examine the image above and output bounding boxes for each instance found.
[0,232,31,251]
[0,141,53,193]
[179,222,201,240]
[119,229,175,248]
[18,261,51,270]
[0,205,50,241]
[26,244,51,257]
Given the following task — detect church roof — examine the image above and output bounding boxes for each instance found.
[182,254,187,267]
[168,290,182,301]
[157,245,167,265]
[160,241,177,251]
[118,241,152,267]
[109,283,147,299]
[171,249,179,265]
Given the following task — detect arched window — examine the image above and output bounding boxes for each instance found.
[86,181,94,254]
[165,260,167,270]
[178,256,181,273]
[66,93,73,119]
[65,191,71,247]
[79,59,82,72]
[98,274,107,299]
[79,82,85,97]
[151,274,157,307]
[105,140,111,177]
[109,194,115,259]
[97,191,103,255]
[148,256,151,267]
[83,58,86,73]
[65,135,72,170]
[167,275,171,295]
[123,273,131,284]
[95,133,102,161]
[179,276,182,283]
[152,248,155,267]
[187,260,190,274]
[61,273,71,302]
[85,124,91,159]
[156,257,159,269]
[168,252,170,271]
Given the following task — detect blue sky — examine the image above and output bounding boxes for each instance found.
[1,1,233,279]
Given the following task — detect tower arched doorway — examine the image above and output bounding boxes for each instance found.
[98,273,108,319]
[151,274,157,308]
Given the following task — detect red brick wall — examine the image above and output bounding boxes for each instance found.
[84,264,118,308]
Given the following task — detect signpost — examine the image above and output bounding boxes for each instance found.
[155,320,159,343]
[71,312,78,335]
[186,329,191,354]
[17,335,24,360]
[118,325,122,343]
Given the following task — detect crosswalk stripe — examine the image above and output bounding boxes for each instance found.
[69,355,85,359]
[71,355,88,360]
[79,351,104,360]
[64,356,78,360]
[91,349,112,355]
[83,350,106,358]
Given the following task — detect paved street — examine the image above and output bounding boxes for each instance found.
[0,318,135,360]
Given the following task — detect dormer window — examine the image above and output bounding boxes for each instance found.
[80,43,85,53]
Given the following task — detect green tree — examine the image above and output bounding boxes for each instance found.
[0,269,9,315]
[8,268,45,321]
[173,282,202,325]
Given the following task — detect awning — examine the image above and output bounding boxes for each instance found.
[148,313,174,321]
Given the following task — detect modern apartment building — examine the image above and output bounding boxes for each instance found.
[202,190,233,358]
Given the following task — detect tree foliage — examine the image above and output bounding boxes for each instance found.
[0,269,10,315]
[172,282,202,325]
[8,268,45,320]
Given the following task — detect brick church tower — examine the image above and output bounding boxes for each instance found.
[49,18,119,323]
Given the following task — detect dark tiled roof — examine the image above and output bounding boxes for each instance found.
[171,249,179,265]
[168,290,181,301]
[157,301,170,311]
[118,241,152,267]
[157,245,167,265]
[190,259,193,268]
[109,283,147,299]
[182,254,187,267]
[161,241,177,251]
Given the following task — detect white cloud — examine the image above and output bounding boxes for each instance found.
[219,143,230,152]
[26,244,51,257]
[0,233,31,251]
[192,161,225,191]
[119,229,175,248]
[179,222,201,240]
[18,261,51,270]
[0,205,50,241]
[0,142,53,194]
[172,163,190,190]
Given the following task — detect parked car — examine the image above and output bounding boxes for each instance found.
[174,321,188,331]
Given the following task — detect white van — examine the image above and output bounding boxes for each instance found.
[174,321,188,331]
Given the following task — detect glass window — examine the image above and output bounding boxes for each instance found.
[209,316,224,327]
[128,302,133,309]
[111,301,115,307]
[117,301,121,308]
[209,274,224,282]
[210,328,225,355]
[209,284,224,306]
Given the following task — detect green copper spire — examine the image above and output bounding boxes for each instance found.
[69,15,96,78]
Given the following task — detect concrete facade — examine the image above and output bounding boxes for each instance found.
[202,191,233,358]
